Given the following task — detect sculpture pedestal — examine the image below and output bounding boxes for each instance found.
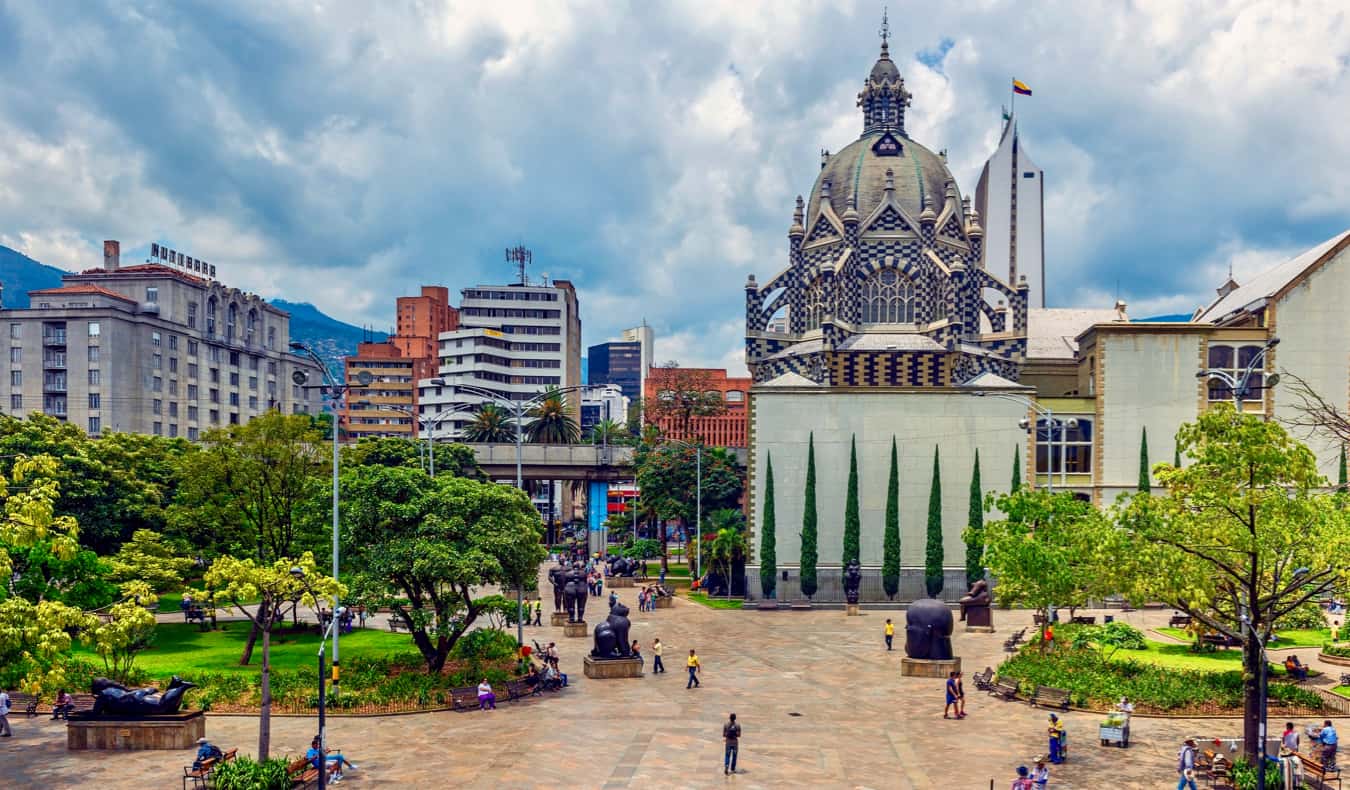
[67,710,205,750]
[756,600,779,611]
[900,657,961,679]
[564,621,588,638]
[583,655,643,679]
[655,596,672,609]
[965,625,995,633]
[609,577,634,588]
[551,612,567,627]
[846,604,861,616]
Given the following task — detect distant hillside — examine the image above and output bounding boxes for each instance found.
[0,245,382,369]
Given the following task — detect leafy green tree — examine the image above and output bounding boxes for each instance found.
[1113,405,1350,762]
[925,445,944,597]
[979,487,1116,651]
[800,434,818,599]
[342,436,482,480]
[462,403,516,443]
[965,450,984,588]
[89,581,158,683]
[169,412,326,562]
[759,452,777,600]
[634,440,743,571]
[340,466,545,672]
[1174,440,1182,470]
[1011,445,1021,492]
[842,435,860,567]
[107,529,195,593]
[643,363,728,441]
[8,544,116,611]
[526,388,581,444]
[589,419,629,445]
[709,521,748,599]
[1138,427,1151,492]
[882,438,901,600]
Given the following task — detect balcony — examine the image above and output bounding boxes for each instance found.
[43,354,67,369]
[42,333,68,346]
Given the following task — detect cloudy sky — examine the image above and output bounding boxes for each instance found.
[1,1,1347,374]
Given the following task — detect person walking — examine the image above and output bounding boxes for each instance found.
[652,638,665,674]
[0,688,11,737]
[1282,721,1300,753]
[1031,758,1049,788]
[1176,738,1198,790]
[608,590,618,611]
[944,671,962,719]
[686,649,701,689]
[1318,720,1339,769]
[955,670,966,718]
[1047,714,1065,764]
[533,599,543,627]
[722,713,742,775]
[884,618,894,651]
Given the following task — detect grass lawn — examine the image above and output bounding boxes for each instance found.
[686,592,744,610]
[72,622,416,676]
[1108,639,1300,676]
[1156,627,1331,648]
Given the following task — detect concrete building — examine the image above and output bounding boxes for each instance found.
[588,341,642,403]
[976,115,1046,308]
[343,286,458,438]
[0,240,322,437]
[645,367,751,448]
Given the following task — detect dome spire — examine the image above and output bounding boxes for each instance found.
[858,10,910,137]
[879,6,890,58]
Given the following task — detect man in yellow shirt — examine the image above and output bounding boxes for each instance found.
[884,619,895,651]
[686,649,701,689]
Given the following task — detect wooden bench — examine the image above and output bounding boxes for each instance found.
[1029,685,1071,710]
[1202,633,1242,650]
[182,748,237,790]
[286,756,320,789]
[1032,613,1048,625]
[449,685,481,711]
[504,679,531,703]
[1070,616,1096,625]
[972,667,995,692]
[6,692,38,717]
[991,678,1020,700]
[387,617,409,633]
[1168,614,1192,628]
[1298,753,1342,789]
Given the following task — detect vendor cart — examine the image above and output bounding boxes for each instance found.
[1099,721,1130,748]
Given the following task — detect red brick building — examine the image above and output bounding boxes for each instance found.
[644,367,752,448]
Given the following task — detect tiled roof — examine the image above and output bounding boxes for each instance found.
[27,284,137,304]
[78,263,208,286]
[1194,230,1350,324]
[1026,308,1124,359]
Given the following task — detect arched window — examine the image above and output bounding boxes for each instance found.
[725,390,745,403]
[862,268,915,323]
[804,279,827,331]
[226,303,238,341]
[206,297,217,337]
[246,309,258,345]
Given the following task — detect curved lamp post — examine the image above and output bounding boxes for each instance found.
[1196,336,1280,411]
[290,566,343,790]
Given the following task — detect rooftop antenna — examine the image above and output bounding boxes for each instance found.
[505,244,532,286]
[878,6,889,51]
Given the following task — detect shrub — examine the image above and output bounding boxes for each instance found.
[212,756,292,790]
[1230,757,1283,790]
[450,627,518,663]
[1274,600,1327,631]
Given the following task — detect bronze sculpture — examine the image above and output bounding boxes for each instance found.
[959,579,993,629]
[563,563,588,623]
[86,676,196,718]
[608,556,639,578]
[904,598,954,660]
[590,602,633,659]
[843,559,863,605]
[549,560,568,612]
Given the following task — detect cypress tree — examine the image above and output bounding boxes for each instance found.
[800,433,818,599]
[842,435,861,567]
[1138,427,1151,492]
[882,437,900,600]
[1174,444,1182,469]
[925,445,944,598]
[1011,445,1022,492]
[965,450,984,589]
[759,452,777,600]
[1339,445,1347,495]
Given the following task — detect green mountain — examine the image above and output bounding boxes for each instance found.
[0,245,382,368]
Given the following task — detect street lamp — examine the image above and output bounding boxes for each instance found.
[378,402,477,476]
[426,379,591,646]
[1241,564,1307,790]
[663,438,704,581]
[1196,336,1281,411]
[289,341,372,700]
[290,567,342,790]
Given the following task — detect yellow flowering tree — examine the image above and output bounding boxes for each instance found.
[89,581,158,683]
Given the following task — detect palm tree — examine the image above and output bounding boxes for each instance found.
[461,403,515,443]
[527,388,580,543]
[707,509,747,598]
[589,419,628,446]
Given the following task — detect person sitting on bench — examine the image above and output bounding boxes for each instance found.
[1285,655,1309,681]
[51,689,75,720]
[193,737,224,771]
[306,736,358,782]
[477,679,497,710]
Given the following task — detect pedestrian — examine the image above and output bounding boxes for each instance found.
[1176,737,1198,790]
[686,648,701,689]
[533,599,543,626]
[1011,765,1034,790]
[652,638,665,674]
[1318,720,1339,769]
[595,574,603,598]
[0,688,12,737]
[1282,721,1300,753]
[722,712,742,775]
[1043,623,1055,651]
[637,588,647,612]
[608,590,618,611]
[944,671,961,719]
[1047,714,1065,764]
[1031,757,1049,788]
[884,618,894,651]
[955,670,966,718]
[631,640,643,666]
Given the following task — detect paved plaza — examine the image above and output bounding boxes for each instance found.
[7,583,1344,789]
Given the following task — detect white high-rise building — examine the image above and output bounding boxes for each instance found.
[975,115,1046,308]
[619,322,654,402]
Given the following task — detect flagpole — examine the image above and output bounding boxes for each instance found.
[1010,78,1016,119]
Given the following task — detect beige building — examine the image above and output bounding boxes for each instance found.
[0,240,323,437]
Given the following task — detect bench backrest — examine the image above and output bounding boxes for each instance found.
[286,757,312,775]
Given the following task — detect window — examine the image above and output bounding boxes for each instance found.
[267,327,276,350]
[88,321,100,337]
[248,395,258,410]
[168,334,177,350]
[248,376,257,390]
[88,346,99,363]
[88,370,99,386]
[168,424,178,438]
[726,390,745,403]
[210,409,219,424]
[246,309,258,345]
[88,417,101,435]
[188,427,199,441]
[169,402,178,417]
[10,394,20,410]
[188,339,198,356]
[187,302,197,329]
[226,303,237,341]
[9,371,19,386]
[210,346,221,363]
[188,406,199,421]
[188,384,198,400]
[229,392,239,406]
[152,421,162,436]
[151,331,161,347]
[8,348,19,363]
[1034,417,1094,475]
[145,287,158,303]
[88,393,100,409]
[229,351,240,367]
[862,268,916,323]
[169,379,178,395]
[152,376,162,392]
[267,361,277,375]
[169,357,178,373]
[804,279,827,331]
[209,389,219,403]
[9,323,20,339]
[152,353,162,370]
[206,297,217,336]
[229,413,239,425]
[188,363,198,379]
[152,399,162,415]
[249,356,259,371]
[229,372,239,386]
[1205,344,1267,402]
[210,368,219,383]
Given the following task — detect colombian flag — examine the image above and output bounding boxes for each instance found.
[1012,79,1033,96]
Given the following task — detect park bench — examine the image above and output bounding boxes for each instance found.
[182,748,237,790]
[449,685,481,711]
[6,692,38,717]
[1297,752,1342,789]
[1032,613,1048,625]
[286,756,320,789]
[1002,630,1026,653]
[504,680,532,703]
[972,667,995,692]
[1029,685,1071,710]
[991,678,1020,700]
[1202,633,1242,650]
[1070,615,1096,625]
[386,617,409,633]
[1169,614,1192,628]
[52,694,96,719]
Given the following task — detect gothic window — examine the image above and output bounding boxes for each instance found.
[226,303,238,342]
[206,297,217,336]
[804,280,827,331]
[862,268,915,323]
[246,309,258,345]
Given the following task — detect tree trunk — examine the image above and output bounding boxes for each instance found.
[1243,635,1262,763]
[259,625,271,761]
[660,522,669,573]
[239,601,267,665]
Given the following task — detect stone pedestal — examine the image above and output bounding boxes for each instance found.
[965,625,995,633]
[551,612,567,627]
[609,577,634,588]
[900,657,961,679]
[67,710,205,750]
[655,596,673,609]
[756,600,779,611]
[583,655,643,679]
[846,604,861,616]
[564,620,588,638]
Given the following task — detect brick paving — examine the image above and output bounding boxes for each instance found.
[6,585,1347,789]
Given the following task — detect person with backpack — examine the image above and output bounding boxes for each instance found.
[722,713,742,775]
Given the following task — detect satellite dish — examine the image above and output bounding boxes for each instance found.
[292,370,309,386]
[355,370,374,386]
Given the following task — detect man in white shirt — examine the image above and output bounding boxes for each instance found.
[0,689,12,736]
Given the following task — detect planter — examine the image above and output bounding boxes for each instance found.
[1318,650,1350,667]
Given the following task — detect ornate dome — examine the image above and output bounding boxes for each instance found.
[806,134,958,225]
